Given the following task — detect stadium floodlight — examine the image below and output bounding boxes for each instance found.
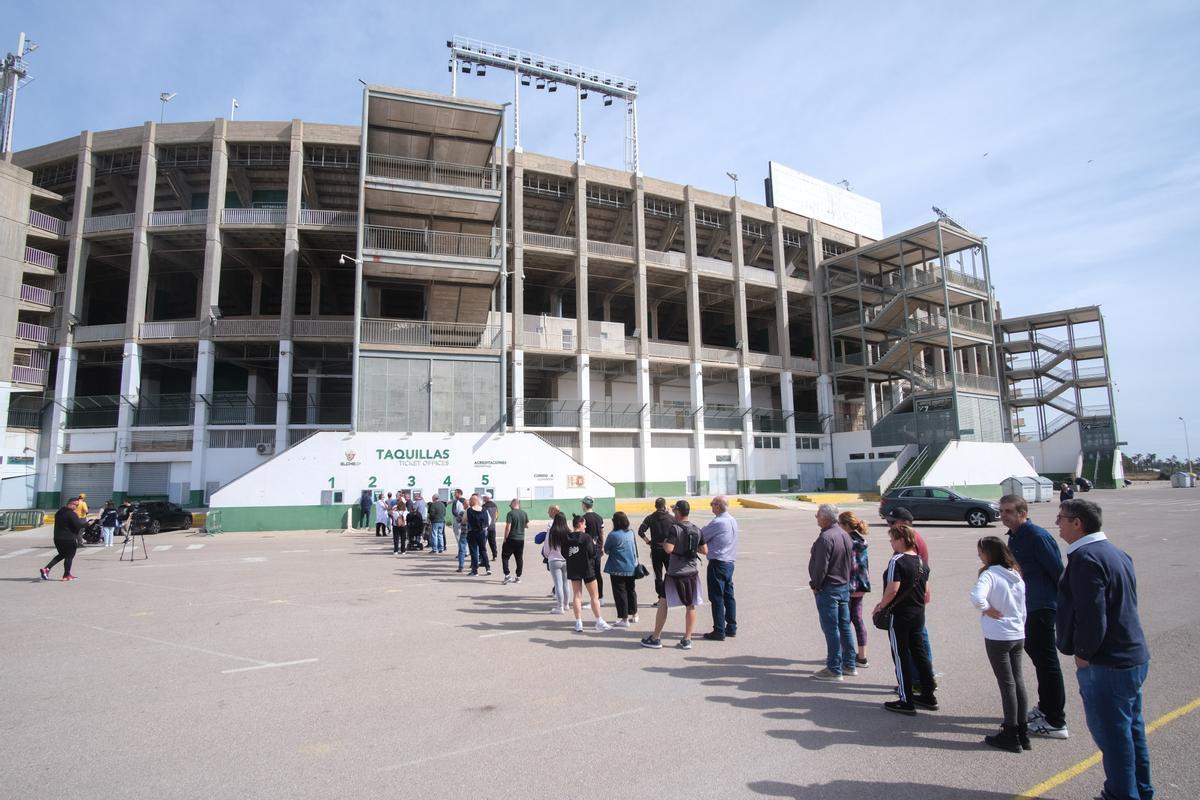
[520,72,530,86]
[548,81,557,93]
[603,95,613,106]
[580,88,588,100]
[461,61,471,73]
[476,63,485,76]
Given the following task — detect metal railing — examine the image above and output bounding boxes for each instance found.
[520,329,574,351]
[222,208,287,225]
[293,318,354,338]
[16,322,49,344]
[644,249,687,268]
[290,394,352,426]
[28,210,66,235]
[744,351,783,369]
[363,225,499,260]
[954,373,1001,393]
[11,365,47,385]
[133,394,196,427]
[129,429,194,452]
[73,323,126,343]
[519,398,582,428]
[212,319,281,338]
[140,320,201,339]
[590,401,642,429]
[704,404,745,432]
[66,395,121,429]
[366,153,498,190]
[298,209,357,227]
[646,339,690,359]
[649,404,694,430]
[585,240,634,260]
[7,396,46,428]
[1072,336,1103,350]
[523,231,575,251]
[82,213,135,234]
[208,392,280,426]
[361,318,501,349]
[794,412,823,434]
[1081,404,1112,418]
[751,407,788,433]
[831,310,863,330]
[20,284,53,306]
[148,209,207,227]
[24,245,59,270]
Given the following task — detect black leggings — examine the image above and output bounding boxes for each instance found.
[45,539,77,577]
[393,525,406,553]
[889,612,934,704]
[375,521,387,537]
[501,539,525,577]
[487,527,498,559]
[651,548,670,598]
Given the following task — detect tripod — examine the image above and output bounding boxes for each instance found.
[120,526,148,562]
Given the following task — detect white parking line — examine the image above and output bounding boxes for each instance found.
[479,629,525,639]
[0,548,37,559]
[186,544,205,550]
[221,658,320,674]
[152,545,173,552]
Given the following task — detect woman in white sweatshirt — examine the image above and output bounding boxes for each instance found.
[969,535,1028,753]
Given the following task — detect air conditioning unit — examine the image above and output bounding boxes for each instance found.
[255,442,275,456]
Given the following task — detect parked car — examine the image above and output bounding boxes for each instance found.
[879,486,1000,528]
[1073,477,1093,492]
[130,501,193,534]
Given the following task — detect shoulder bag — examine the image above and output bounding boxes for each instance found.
[632,533,650,580]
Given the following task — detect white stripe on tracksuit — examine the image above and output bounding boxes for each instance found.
[884,553,908,703]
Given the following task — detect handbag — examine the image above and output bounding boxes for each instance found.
[632,534,650,580]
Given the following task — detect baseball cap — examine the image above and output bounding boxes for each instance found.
[887,507,914,522]
[672,499,690,515]
[582,496,594,506]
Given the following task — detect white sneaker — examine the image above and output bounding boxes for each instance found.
[502,575,512,584]
[612,619,629,628]
[514,576,521,583]
[630,615,639,623]
[574,620,584,633]
[595,619,612,632]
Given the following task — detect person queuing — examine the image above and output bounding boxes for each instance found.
[99,501,119,548]
[41,497,85,581]
[1000,493,1069,741]
[390,501,407,556]
[970,536,1029,753]
[809,504,857,681]
[839,510,872,668]
[1055,499,1153,800]
[537,504,562,603]
[541,512,570,614]
[501,498,529,584]
[452,489,468,573]
[465,494,492,576]
[637,497,674,604]
[359,490,373,529]
[603,511,638,627]
[427,494,447,554]
[117,499,134,542]
[886,507,936,695]
[406,504,424,552]
[641,500,706,650]
[483,495,500,562]
[565,514,610,632]
[701,496,738,641]
[375,493,389,538]
[581,497,605,605]
[875,522,937,715]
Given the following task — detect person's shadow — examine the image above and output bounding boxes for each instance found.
[748,779,1033,799]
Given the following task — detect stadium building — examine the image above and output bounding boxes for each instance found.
[0,51,1121,519]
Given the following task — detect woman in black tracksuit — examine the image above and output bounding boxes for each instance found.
[41,498,85,581]
[874,522,937,715]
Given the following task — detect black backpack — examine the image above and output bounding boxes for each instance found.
[672,522,701,559]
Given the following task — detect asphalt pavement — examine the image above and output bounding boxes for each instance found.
[2,483,1197,799]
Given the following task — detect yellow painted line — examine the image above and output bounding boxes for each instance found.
[737,498,781,509]
[1014,695,1200,799]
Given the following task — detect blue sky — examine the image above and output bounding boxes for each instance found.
[6,1,1198,460]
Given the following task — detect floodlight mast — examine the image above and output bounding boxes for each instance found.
[447,36,641,175]
[1,32,37,159]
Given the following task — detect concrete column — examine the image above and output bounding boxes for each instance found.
[306,368,318,425]
[246,372,260,426]
[38,131,94,506]
[683,187,705,491]
[198,119,230,324]
[112,342,141,496]
[737,364,753,492]
[511,154,526,430]
[809,222,835,457]
[601,295,612,322]
[729,198,749,357]
[549,291,563,317]
[274,340,292,454]
[187,339,214,505]
[511,349,524,429]
[310,270,321,316]
[772,211,797,489]
[632,175,650,496]
[577,354,591,464]
[250,273,263,315]
[649,303,660,339]
[280,120,303,333]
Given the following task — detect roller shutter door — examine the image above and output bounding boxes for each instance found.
[61,463,115,503]
[128,463,170,499]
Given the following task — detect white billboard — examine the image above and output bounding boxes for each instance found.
[767,162,883,240]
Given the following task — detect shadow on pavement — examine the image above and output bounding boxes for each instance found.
[748,780,1029,799]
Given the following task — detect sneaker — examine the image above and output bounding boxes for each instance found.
[573,620,584,633]
[884,700,916,716]
[857,657,869,668]
[676,638,692,650]
[456,567,464,573]
[811,668,843,682]
[725,629,737,638]
[485,569,492,576]
[40,567,50,581]
[630,615,639,624]
[640,635,663,649]
[514,576,521,583]
[612,619,629,628]
[393,550,399,555]
[62,575,77,581]
[595,619,612,632]
[702,631,726,642]
[844,668,859,677]
[1026,706,1046,723]
[468,571,478,576]
[1028,718,1069,739]
[502,575,512,584]
[913,695,939,711]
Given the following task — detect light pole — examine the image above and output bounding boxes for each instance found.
[1181,416,1193,476]
[726,171,738,199]
[159,92,176,124]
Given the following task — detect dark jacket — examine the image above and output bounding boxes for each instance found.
[1056,538,1150,667]
[808,525,854,590]
[53,506,85,542]
[637,509,673,551]
[1006,520,1064,612]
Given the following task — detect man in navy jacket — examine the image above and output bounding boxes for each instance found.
[1000,494,1068,739]
[1056,498,1152,800]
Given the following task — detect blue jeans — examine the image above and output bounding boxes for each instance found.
[456,523,468,569]
[707,560,737,635]
[1077,662,1153,800]
[815,583,856,674]
[430,522,445,552]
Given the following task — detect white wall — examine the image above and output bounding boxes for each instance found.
[210,431,614,508]
[1015,423,1082,475]
[923,441,1038,487]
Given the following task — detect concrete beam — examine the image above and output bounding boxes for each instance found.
[229,165,254,209]
[703,226,726,259]
[656,218,680,251]
[608,207,631,244]
[105,173,137,213]
[163,168,193,210]
[554,197,575,236]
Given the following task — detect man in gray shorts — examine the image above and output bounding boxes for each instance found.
[641,500,708,651]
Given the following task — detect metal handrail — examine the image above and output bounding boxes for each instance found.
[16,322,49,344]
[24,245,59,270]
[298,209,358,227]
[524,231,576,251]
[20,284,53,306]
[366,153,499,190]
[28,210,66,235]
[222,208,287,225]
[363,225,499,260]
[360,318,501,348]
[147,209,207,227]
[82,213,135,233]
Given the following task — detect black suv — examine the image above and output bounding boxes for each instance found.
[879,486,1000,528]
[130,501,194,534]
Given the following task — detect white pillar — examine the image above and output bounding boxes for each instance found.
[511,350,525,429]
[578,354,591,464]
[690,362,706,494]
[113,342,142,496]
[738,365,753,491]
[275,340,292,453]
[817,372,835,480]
[188,340,214,505]
[780,372,797,490]
[306,368,318,425]
[636,356,651,493]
